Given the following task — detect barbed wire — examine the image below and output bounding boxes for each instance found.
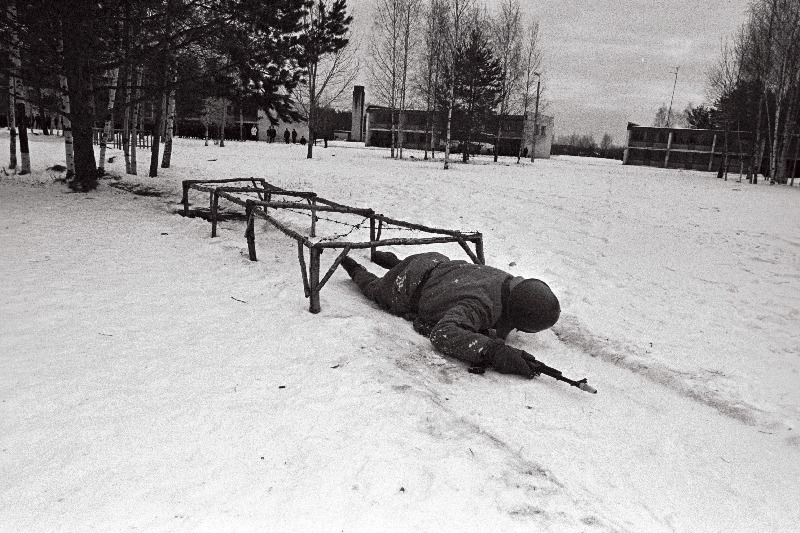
[316,217,370,242]
[230,191,428,240]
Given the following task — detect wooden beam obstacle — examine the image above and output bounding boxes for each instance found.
[181,178,485,313]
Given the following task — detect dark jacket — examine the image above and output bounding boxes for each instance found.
[362,252,512,365]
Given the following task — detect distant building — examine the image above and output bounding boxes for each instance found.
[623,123,761,172]
[362,105,553,158]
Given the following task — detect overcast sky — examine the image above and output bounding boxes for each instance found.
[347,0,751,144]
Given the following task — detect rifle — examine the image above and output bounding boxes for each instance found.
[468,361,597,394]
[535,362,597,394]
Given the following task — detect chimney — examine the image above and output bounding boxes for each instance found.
[351,86,365,142]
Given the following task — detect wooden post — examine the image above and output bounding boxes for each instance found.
[309,247,322,313]
[310,197,317,237]
[708,134,717,172]
[475,233,485,265]
[245,202,257,261]
[182,181,191,215]
[369,216,376,262]
[211,190,219,237]
[664,130,673,168]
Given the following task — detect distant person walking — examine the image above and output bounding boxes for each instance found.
[291,129,297,144]
[269,127,276,143]
[284,129,290,144]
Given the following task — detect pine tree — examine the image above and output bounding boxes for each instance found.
[452,27,502,162]
[686,104,716,129]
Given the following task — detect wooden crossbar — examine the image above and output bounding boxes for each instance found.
[181,178,486,312]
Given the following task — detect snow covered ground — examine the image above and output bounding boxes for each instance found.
[1,133,799,532]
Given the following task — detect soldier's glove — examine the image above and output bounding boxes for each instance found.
[483,342,543,378]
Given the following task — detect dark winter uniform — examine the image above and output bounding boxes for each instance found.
[345,252,560,368]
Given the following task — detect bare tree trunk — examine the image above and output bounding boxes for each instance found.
[15,103,29,174]
[7,1,18,170]
[14,75,30,174]
[129,67,142,175]
[423,65,433,160]
[390,108,397,158]
[120,0,132,174]
[98,68,119,173]
[790,133,799,186]
[121,68,132,174]
[748,91,765,183]
[9,1,28,172]
[161,74,177,167]
[398,1,414,160]
[770,88,783,183]
[776,99,797,184]
[8,69,17,171]
[149,0,172,177]
[149,86,165,176]
[57,63,75,178]
[718,123,730,181]
[443,85,454,169]
[306,63,316,159]
[60,21,98,190]
[219,100,227,147]
[238,98,243,141]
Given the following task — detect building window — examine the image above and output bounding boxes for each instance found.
[540,126,546,136]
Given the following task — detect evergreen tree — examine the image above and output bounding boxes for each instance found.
[685,104,716,129]
[449,27,502,162]
[0,0,308,190]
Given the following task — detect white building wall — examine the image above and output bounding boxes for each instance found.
[521,113,554,159]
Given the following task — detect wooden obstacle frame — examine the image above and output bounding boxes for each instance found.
[181,178,485,313]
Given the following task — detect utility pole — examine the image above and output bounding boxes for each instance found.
[666,66,679,128]
[531,72,541,162]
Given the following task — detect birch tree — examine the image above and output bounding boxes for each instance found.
[765,0,800,183]
[712,0,800,184]
[298,0,354,159]
[517,19,542,163]
[490,0,523,162]
[369,0,420,159]
[57,60,75,178]
[369,0,403,157]
[7,1,18,171]
[98,68,119,173]
[7,0,29,174]
[396,0,420,158]
[440,0,476,169]
[129,67,143,175]
[416,0,446,159]
[161,72,177,167]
